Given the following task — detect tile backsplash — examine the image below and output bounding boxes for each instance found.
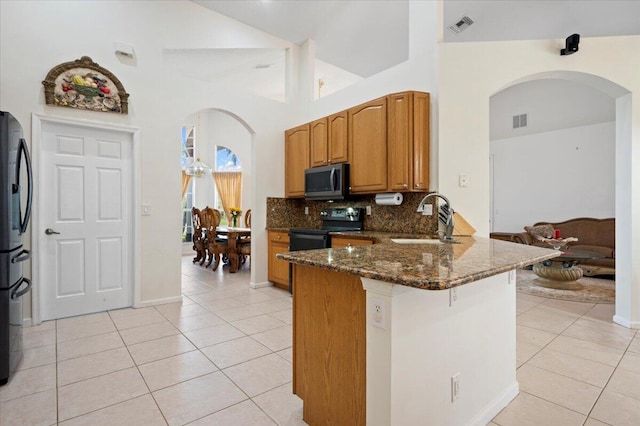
[266,193,438,234]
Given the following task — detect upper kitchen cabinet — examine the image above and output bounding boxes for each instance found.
[309,118,328,167]
[285,124,310,198]
[387,91,430,191]
[328,111,348,165]
[310,111,348,167]
[348,97,387,193]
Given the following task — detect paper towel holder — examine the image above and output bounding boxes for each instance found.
[375,192,403,206]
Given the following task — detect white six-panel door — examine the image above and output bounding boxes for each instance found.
[39,121,133,320]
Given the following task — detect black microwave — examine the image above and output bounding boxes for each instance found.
[304,163,349,201]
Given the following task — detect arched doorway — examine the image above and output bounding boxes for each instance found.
[489,71,632,327]
[181,108,255,274]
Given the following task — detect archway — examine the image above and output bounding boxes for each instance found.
[489,71,632,327]
[181,107,256,276]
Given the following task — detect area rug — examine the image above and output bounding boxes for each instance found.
[516,269,615,303]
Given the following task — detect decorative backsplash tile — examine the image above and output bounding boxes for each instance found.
[266,193,438,234]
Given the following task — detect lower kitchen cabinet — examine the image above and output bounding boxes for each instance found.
[268,230,290,290]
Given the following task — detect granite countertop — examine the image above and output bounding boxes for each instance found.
[277,236,561,290]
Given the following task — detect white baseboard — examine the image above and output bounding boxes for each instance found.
[135,295,183,308]
[613,315,640,329]
[468,381,519,426]
[250,280,273,289]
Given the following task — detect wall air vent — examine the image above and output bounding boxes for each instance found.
[254,64,272,69]
[448,16,474,34]
[513,113,528,129]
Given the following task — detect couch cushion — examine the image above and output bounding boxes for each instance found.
[524,224,554,240]
[570,245,614,258]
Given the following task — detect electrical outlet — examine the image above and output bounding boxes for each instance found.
[422,204,433,216]
[449,287,458,307]
[370,297,387,329]
[366,205,372,216]
[304,207,309,215]
[458,174,469,188]
[451,374,461,402]
[508,269,516,285]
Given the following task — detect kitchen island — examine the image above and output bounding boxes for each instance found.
[278,236,559,426]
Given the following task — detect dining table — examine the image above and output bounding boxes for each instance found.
[216,226,251,273]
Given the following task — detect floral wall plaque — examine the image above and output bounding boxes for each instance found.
[42,56,129,114]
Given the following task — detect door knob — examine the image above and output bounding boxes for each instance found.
[45,228,60,235]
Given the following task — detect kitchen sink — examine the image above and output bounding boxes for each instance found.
[390,238,444,244]
[390,238,460,244]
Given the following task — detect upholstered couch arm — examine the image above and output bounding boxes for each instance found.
[489,232,532,245]
[512,232,533,245]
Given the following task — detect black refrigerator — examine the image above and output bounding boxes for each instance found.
[0,111,33,385]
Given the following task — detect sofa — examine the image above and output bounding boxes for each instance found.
[490,217,615,276]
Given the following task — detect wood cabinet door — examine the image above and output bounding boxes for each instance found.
[328,111,348,165]
[348,97,387,193]
[331,237,373,248]
[285,125,310,197]
[387,92,412,191]
[412,92,430,191]
[309,118,328,167]
[268,231,290,289]
[293,265,366,425]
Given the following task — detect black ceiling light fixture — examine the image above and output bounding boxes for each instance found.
[560,34,580,56]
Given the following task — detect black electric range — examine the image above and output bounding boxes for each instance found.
[287,207,365,292]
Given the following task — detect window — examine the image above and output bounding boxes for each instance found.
[214,145,242,226]
[216,145,241,170]
[181,126,195,243]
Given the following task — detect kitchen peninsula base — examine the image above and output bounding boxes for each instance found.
[292,264,519,426]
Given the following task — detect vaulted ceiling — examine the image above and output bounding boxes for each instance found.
[194,0,640,78]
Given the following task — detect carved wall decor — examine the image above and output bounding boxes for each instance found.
[42,56,129,114]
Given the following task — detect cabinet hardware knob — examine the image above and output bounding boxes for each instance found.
[415,183,421,188]
[403,183,408,188]
[347,243,352,247]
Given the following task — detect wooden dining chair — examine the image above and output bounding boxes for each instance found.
[191,207,206,264]
[244,209,252,228]
[238,209,251,266]
[201,207,228,271]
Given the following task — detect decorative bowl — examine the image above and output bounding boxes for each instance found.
[537,236,578,250]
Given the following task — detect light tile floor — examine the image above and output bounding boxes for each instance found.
[0,258,637,425]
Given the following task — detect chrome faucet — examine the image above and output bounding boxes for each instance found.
[417,193,455,241]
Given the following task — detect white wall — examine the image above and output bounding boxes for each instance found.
[0,0,296,313]
[189,110,252,217]
[363,273,517,426]
[490,79,615,140]
[491,122,615,232]
[439,36,640,327]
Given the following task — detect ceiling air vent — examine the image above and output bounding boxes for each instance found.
[448,16,474,34]
[513,113,528,129]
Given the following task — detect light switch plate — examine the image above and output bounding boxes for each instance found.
[142,204,151,216]
[459,174,469,187]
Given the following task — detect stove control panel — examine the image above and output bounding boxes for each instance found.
[320,207,364,221]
